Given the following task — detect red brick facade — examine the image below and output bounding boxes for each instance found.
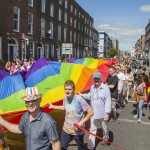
[0,0,93,61]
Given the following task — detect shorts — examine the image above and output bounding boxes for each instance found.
[112,98,117,109]
[122,82,127,92]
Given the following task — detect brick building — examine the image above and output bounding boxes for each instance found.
[0,0,93,61]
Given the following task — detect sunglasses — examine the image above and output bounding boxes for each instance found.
[25,99,38,104]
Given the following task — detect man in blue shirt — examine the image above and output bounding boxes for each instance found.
[0,87,60,150]
[79,72,111,149]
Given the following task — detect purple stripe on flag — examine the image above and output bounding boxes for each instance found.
[0,70,10,81]
[25,58,49,79]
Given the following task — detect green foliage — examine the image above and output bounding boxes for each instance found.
[107,48,118,57]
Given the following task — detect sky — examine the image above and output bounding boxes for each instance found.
[76,0,150,52]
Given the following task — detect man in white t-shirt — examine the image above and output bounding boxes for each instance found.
[115,65,124,111]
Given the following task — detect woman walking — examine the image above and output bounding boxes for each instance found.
[132,74,147,123]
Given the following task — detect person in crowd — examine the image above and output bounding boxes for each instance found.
[121,67,128,105]
[132,65,138,82]
[9,61,17,75]
[115,65,124,111]
[132,75,147,123]
[126,67,134,102]
[0,126,9,150]
[0,87,60,150]
[4,61,11,73]
[79,72,111,149]
[140,67,149,86]
[49,80,93,150]
[27,60,32,71]
[106,66,118,121]
[140,67,149,109]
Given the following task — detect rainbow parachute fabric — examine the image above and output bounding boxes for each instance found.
[0,58,116,123]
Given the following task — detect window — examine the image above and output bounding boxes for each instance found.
[45,44,49,59]
[70,17,72,26]
[78,34,80,44]
[58,9,62,21]
[78,23,80,30]
[28,0,33,6]
[64,28,67,42]
[58,25,61,41]
[74,9,77,16]
[50,22,53,39]
[65,0,68,9]
[41,18,45,37]
[51,44,54,57]
[84,26,86,33]
[64,12,67,24]
[41,0,46,13]
[30,41,34,57]
[74,20,76,28]
[50,3,54,17]
[59,0,63,5]
[81,35,83,45]
[70,31,72,43]
[13,7,20,31]
[70,5,73,13]
[79,12,81,18]
[28,13,33,34]
[74,32,76,43]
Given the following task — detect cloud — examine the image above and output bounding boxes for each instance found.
[96,23,144,51]
[140,5,150,12]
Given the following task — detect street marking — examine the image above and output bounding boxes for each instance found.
[128,101,136,103]
[117,118,150,125]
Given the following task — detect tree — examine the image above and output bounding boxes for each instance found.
[107,48,118,57]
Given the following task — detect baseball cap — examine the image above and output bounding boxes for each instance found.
[93,72,102,78]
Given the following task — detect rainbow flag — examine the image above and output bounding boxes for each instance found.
[0,58,116,123]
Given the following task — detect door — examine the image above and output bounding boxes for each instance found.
[38,47,43,58]
[9,46,14,61]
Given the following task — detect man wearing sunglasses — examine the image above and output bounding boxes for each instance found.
[0,87,61,150]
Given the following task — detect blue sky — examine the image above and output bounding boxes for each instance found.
[76,0,150,52]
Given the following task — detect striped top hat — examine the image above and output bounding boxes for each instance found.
[22,87,42,101]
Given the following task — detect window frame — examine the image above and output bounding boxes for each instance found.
[28,0,33,7]
[28,12,33,34]
[13,6,20,32]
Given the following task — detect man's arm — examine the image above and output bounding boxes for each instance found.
[104,87,111,121]
[77,107,93,127]
[0,116,22,134]
[108,85,115,89]
[108,76,118,89]
[49,103,65,110]
[49,99,65,110]
[50,139,61,150]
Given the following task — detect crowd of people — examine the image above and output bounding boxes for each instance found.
[0,58,150,150]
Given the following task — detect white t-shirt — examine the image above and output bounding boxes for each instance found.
[117,72,124,90]
[122,74,129,81]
